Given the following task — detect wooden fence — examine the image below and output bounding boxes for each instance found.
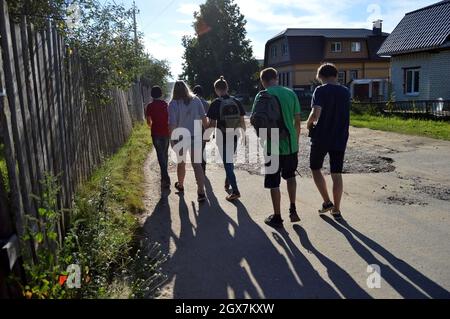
[0,1,148,298]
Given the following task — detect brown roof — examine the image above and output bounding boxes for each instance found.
[265,28,389,66]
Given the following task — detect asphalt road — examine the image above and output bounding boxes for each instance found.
[141,124,450,299]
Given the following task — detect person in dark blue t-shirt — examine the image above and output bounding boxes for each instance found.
[306,63,350,221]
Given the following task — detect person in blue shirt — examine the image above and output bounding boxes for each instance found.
[306,63,350,221]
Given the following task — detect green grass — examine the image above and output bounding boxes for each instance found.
[79,123,152,213]
[64,123,155,298]
[351,114,450,141]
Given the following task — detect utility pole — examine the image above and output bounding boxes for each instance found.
[133,1,138,55]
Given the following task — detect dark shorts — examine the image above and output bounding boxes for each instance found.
[310,145,345,174]
[264,153,298,189]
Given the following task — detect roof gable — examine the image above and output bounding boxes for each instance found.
[378,0,450,56]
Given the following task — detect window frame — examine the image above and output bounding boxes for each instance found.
[331,42,342,53]
[404,68,420,96]
[350,70,358,81]
[351,42,361,52]
[281,43,288,56]
[337,71,346,84]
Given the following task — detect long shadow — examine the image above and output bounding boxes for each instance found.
[143,190,175,257]
[335,218,450,298]
[232,200,340,298]
[291,224,372,299]
[321,216,449,298]
[168,178,260,298]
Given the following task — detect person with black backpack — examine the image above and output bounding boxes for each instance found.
[207,76,246,202]
[251,68,301,228]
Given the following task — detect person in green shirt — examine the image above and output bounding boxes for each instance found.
[252,67,302,228]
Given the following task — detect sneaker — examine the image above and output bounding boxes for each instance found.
[289,209,301,223]
[226,192,241,202]
[198,193,207,203]
[319,201,334,214]
[264,215,284,228]
[331,210,343,221]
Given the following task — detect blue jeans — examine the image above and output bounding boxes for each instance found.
[219,140,239,194]
[153,136,170,184]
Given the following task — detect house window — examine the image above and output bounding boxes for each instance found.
[286,72,290,87]
[350,70,358,80]
[405,68,420,95]
[271,45,278,58]
[281,43,288,56]
[338,71,346,84]
[331,42,342,53]
[278,73,282,84]
[351,42,361,52]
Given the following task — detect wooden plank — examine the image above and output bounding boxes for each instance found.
[33,30,50,174]
[24,21,45,191]
[11,21,39,204]
[0,1,36,260]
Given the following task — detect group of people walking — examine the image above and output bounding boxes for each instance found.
[145,63,350,228]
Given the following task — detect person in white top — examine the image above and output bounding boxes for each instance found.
[168,80,208,202]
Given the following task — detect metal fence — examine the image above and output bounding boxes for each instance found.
[352,99,450,119]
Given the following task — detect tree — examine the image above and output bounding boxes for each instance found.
[140,56,172,90]
[181,0,259,97]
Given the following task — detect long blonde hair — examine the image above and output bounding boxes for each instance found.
[172,80,194,105]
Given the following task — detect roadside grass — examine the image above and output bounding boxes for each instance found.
[351,113,450,141]
[79,123,152,214]
[59,123,166,298]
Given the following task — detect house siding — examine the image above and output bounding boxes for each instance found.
[391,51,450,101]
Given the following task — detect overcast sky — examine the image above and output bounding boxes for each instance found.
[116,0,437,79]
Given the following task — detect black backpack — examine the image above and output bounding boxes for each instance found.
[250,90,290,141]
[219,97,241,129]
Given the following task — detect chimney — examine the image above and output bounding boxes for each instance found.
[373,19,383,36]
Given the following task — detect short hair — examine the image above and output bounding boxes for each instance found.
[193,85,204,97]
[317,63,338,79]
[151,86,163,99]
[260,67,278,83]
[214,76,228,91]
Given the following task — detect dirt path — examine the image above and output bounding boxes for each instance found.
[141,123,450,299]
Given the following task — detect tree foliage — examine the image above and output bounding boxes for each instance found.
[7,0,171,105]
[140,55,172,90]
[181,0,259,97]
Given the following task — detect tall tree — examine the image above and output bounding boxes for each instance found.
[182,0,259,97]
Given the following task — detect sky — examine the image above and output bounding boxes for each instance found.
[115,0,438,79]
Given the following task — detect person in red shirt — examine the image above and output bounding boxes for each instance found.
[146,86,171,188]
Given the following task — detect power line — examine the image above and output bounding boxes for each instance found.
[140,0,179,31]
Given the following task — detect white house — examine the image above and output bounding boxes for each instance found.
[378,0,450,102]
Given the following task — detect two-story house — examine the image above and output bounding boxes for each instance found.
[378,0,450,102]
[264,21,390,101]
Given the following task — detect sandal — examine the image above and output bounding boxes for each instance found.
[175,182,184,193]
[319,201,334,214]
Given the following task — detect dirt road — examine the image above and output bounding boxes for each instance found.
[141,123,450,299]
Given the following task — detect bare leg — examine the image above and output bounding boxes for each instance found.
[287,177,297,205]
[270,188,281,216]
[331,173,343,211]
[312,169,331,203]
[177,162,186,187]
[192,163,205,194]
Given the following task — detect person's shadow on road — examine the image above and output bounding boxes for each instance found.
[321,215,450,298]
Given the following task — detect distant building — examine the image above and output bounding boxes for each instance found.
[264,21,390,101]
[378,0,450,101]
